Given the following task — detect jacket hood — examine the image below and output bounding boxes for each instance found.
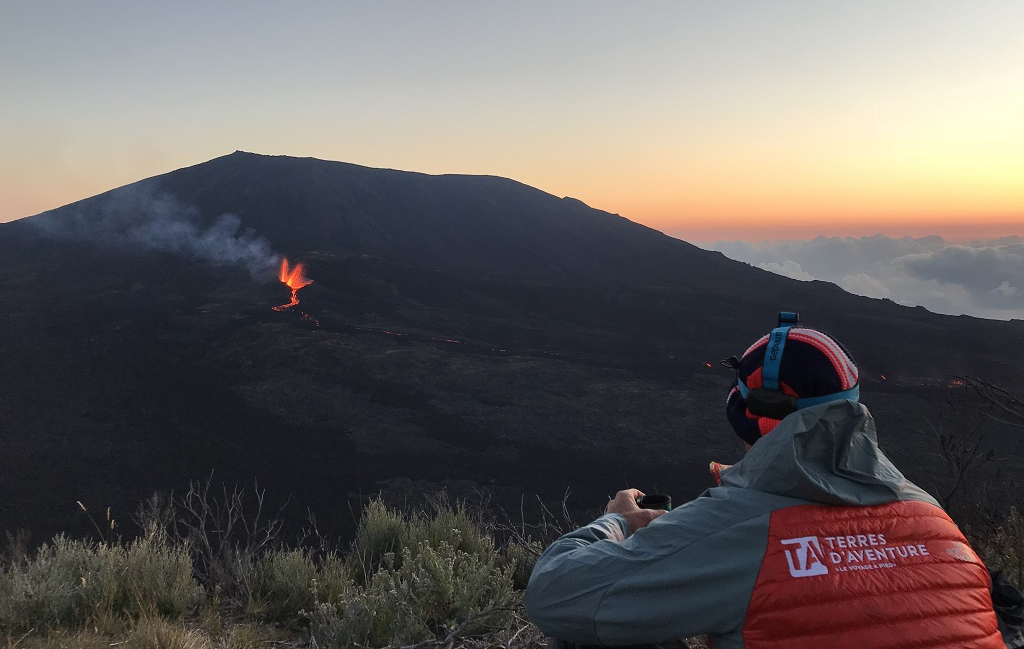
[720,400,938,507]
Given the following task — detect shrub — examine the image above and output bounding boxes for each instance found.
[388,540,517,637]
[0,489,541,645]
[311,499,520,648]
[0,535,102,630]
[501,537,542,591]
[314,552,352,606]
[973,506,1024,588]
[0,534,203,632]
[118,535,206,619]
[311,543,517,647]
[242,548,318,623]
[347,500,408,585]
[347,497,499,583]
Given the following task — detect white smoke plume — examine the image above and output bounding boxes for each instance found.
[701,234,1024,321]
[28,182,279,277]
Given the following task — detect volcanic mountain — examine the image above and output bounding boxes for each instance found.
[1,151,1021,539]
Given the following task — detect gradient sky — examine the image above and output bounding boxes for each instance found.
[2,1,1022,241]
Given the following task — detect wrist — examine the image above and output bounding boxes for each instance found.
[598,512,633,540]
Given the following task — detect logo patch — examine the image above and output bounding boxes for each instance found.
[778,531,936,578]
[781,536,829,577]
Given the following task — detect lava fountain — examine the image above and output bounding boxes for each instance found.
[272,257,314,311]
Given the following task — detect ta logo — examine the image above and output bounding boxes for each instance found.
[781,536,828,577]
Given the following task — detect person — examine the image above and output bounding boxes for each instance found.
[525,312,1007,648]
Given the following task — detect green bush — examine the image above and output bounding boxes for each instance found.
[412,505,495,560]
[501,537,542,591]
[0,490,539,645]
[311,543,517,648]
[390,540,517,637]
[310,499,520,648]
[973,506,1024,588]
[0,534,203,632]
[0,535,102,630]
[347,500,408,584]
[313,552,352,606]
[347,497,499,583]
[242,548,318,623]
[119,535,206,619]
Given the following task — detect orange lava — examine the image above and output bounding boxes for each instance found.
[273,257,314,311]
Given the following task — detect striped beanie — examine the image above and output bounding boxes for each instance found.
[725,326,859,446]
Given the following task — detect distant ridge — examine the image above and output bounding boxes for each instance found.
[15,151,1022,377]
[1,151,1023,541]
[118,151,747,285]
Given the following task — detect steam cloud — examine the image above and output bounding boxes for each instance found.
[701,234,1024,321]
[28,182,278,277]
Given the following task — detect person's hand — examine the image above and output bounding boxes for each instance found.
[605,488,666,533]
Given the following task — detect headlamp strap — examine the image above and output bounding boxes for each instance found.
[736,312,859,415]
[761,325,792,391]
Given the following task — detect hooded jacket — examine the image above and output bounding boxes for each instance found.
[525,400,1004,648]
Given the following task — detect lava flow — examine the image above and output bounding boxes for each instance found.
[272,257,314,312]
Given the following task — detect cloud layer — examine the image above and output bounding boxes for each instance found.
[702,235,1024,321]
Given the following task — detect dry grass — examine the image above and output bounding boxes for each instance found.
[0,487,1012,649]
[124,617,213,649]
[2,621,295,649]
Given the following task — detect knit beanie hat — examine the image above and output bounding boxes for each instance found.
[725,325,859,446]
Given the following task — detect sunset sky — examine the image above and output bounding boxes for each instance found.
[1,1,1021,242]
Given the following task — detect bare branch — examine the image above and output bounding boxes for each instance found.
[959,375,1024,426]
[981,412,1024,430]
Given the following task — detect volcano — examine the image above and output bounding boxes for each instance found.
[1,151,1022,539]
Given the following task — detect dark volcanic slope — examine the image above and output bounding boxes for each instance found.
[1,152,1022,539]
[154,152,744,284]
[29,151,748,286]
[19,151,1023,380]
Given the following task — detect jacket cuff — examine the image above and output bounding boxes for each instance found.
[591,513,632,542]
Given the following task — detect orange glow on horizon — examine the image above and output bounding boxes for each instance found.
[666,220,1022,244]
[3,150,1020,245]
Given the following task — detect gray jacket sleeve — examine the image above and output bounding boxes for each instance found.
[524,488,793,645]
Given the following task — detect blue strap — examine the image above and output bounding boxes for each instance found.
[761,325,792,391]
[736,312,859,415]
[796,384,860,408]
[736,379,750,400]
[735,379,860,409]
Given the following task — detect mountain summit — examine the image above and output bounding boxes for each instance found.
[2,152,1022,539]
[28,151,747,286]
